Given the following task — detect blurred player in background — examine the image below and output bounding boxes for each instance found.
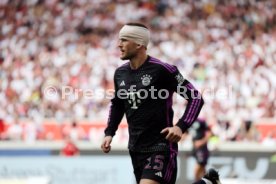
[60,136,80,157]
[101,22,204,184]
[187,118,213,181]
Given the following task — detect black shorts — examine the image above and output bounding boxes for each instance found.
[193,145,209,166]
[129,150,177,184]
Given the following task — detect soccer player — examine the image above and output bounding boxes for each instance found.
[101,22,205,184]
[188,119,212,181]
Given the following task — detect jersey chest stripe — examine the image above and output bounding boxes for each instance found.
[149,60,176,73]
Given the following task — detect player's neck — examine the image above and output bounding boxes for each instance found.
[129,53,148,70]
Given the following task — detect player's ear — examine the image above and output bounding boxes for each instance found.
[136,44,142,49]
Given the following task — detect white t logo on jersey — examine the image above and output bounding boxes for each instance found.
[127,92,141,109]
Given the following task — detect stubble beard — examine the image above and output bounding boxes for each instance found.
[121,52,135,60]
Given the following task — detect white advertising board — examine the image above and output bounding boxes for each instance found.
[0,156,135,184]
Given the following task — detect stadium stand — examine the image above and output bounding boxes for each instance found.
[0,0,275,143]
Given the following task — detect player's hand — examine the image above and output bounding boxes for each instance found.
[101,136,113,153]
[161,126,182,143]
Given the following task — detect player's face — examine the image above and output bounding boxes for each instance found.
[118,38,139,60]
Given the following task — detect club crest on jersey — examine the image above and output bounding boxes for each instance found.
[141,74,152,86]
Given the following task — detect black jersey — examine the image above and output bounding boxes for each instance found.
[104,56,204,152]
[190,119,209,141]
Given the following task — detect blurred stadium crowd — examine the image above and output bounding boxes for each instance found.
[0,0,275,143]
